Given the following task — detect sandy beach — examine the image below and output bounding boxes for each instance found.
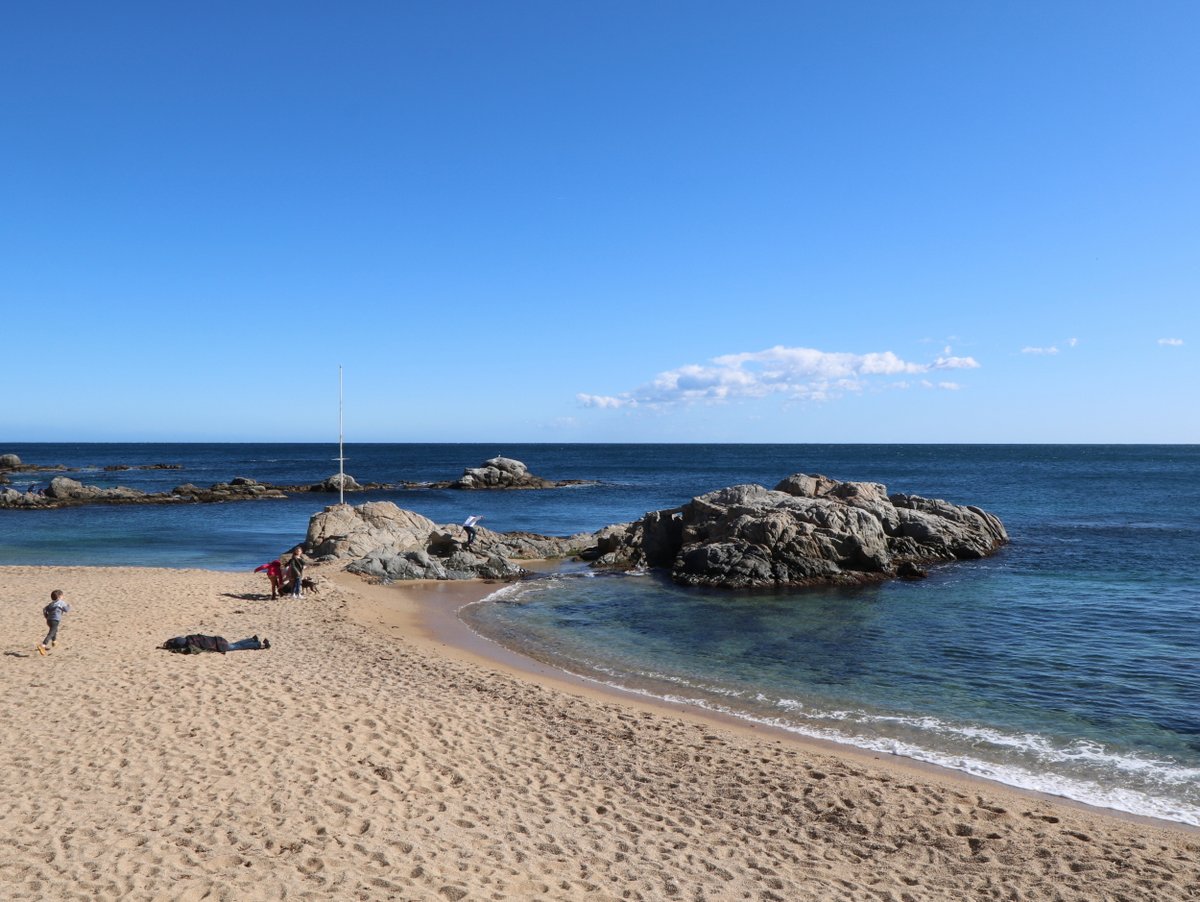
[2,564,1197,901]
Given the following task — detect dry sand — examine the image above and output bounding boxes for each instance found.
[1,564,1197,901]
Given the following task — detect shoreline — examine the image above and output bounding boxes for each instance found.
[333,568,1200,836]
[4,563,1198,901]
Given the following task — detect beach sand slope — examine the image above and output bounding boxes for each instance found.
[1,565,1196,901]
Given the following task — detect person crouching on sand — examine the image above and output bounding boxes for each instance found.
[38,589,70,656]
[254,559,283,599]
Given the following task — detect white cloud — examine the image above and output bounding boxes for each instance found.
[578,345,980,410]
[933,355,981,369]
[576,393,634,409]
[1158,337,1184,346]
[1023,337,1080,355]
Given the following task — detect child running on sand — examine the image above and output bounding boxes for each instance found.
[37,589,70,656]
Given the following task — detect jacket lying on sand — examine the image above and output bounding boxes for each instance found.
[160,635,270,654]
[161,634,229,654]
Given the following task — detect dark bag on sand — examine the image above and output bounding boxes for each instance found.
[161,634,230,654]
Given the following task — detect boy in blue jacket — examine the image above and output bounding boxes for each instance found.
[37,589,70,656]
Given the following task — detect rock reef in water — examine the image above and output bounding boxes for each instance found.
[0,476,289,509]
[0,469,391,509]
[0,452,72,475]
[584,473,1008,589]
[0,452,181,474]
[0,452,591,508]
[304,501,589,581]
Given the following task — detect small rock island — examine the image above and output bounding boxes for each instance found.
[583,473,1008,588]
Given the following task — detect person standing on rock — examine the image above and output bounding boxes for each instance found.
[462,515,483,548]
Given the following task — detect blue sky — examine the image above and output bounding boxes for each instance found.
[3,1,1195,442]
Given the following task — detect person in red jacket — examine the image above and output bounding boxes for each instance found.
[254,559,283,599]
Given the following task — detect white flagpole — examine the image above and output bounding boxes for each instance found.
[338,365,345,505]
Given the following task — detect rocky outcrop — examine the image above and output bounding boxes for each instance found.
[583,473,1008,589]
[448,457,590,490]
[0,453,22,469]
[304,501,588,582]
[45,477,145,502]
[306,473,1004,590]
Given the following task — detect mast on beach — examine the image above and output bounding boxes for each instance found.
[335,364,346,505]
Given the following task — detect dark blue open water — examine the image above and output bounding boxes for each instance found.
[2,443,1198,824]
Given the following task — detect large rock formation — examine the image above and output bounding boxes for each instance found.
[304,501,587,582]
[583,473,1008,589]
[306,502,441,561]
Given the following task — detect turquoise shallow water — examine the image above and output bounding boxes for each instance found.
[462,563,1200,825]
[3,443,1198,823]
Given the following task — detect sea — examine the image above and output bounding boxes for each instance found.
[2,443,1198,826]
